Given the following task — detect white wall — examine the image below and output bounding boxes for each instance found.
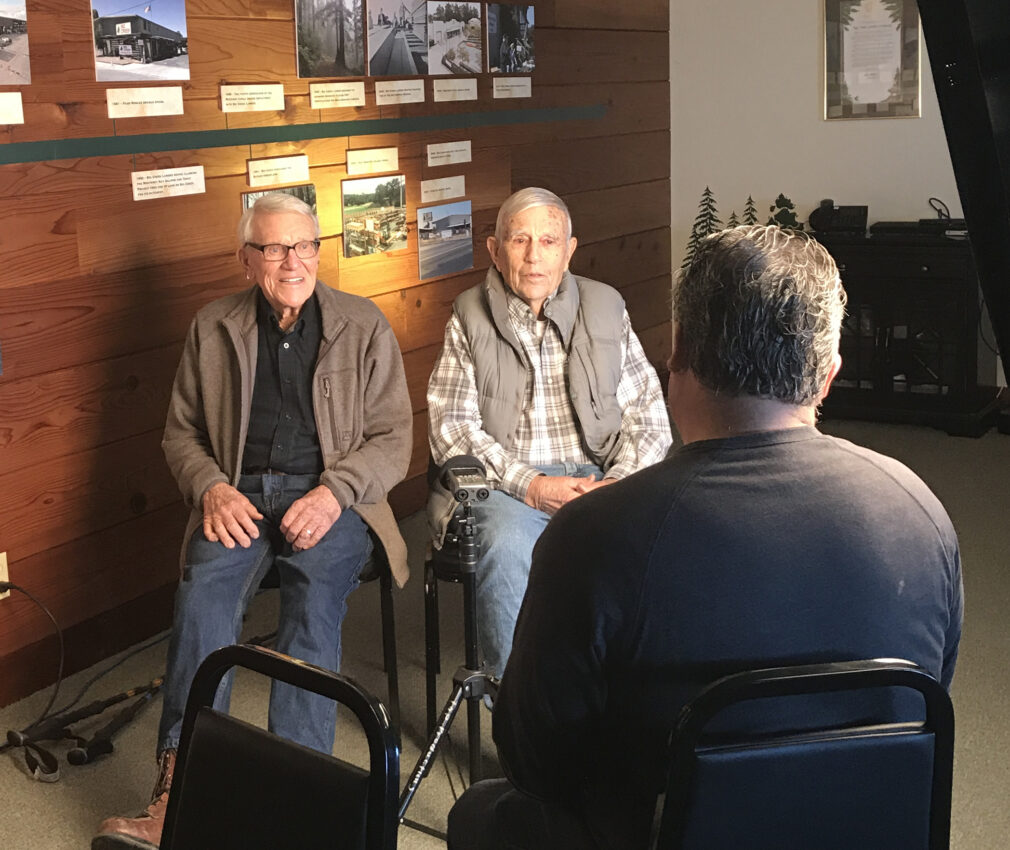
[669,0,961,265]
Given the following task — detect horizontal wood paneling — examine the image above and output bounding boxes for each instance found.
[0,255,243,380]
[403,343,441,413]
[537,29,670,85]
[637,321,674,369]
[0,0,670,706]
[0,430,179,562]
[512,131,671,197]
[624,275,674,344]
[0,582,178,707]
[570,227,673,287]
[0,504,186,646]
[553,0,669,31]
[567,179,672,244]
[0,345,180,475]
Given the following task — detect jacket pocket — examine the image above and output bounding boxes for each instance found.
[318,368,362,456]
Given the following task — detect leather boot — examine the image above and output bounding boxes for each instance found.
[91,749,177,850]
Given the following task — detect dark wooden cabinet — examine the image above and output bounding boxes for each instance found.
[815,233,1000,436]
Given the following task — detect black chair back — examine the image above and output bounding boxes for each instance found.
[654,659,954,850]
[160,644,399,850]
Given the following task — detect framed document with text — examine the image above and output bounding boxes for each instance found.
[824,0,920,119]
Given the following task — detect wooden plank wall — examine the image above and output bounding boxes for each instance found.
[0,0,670,705]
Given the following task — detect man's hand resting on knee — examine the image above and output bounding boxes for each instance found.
[202,482,263,549]
[281,485,343,552]
[525,475,616,516]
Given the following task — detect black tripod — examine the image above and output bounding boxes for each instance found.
[398,469,499,833]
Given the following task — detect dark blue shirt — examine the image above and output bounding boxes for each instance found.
[241,290,324,475]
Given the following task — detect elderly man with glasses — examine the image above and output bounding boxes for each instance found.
[92,192,412,850]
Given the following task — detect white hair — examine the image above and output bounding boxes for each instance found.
[494,187,573,242]
[237,192,320,246]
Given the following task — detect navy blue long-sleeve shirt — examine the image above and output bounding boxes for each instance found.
[494,426,963,849]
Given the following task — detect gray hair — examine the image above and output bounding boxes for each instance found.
[494,187,573,242]
[237,192,320,246]
[673,225,847,405]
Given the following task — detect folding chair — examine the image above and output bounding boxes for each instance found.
[653,658,955,850]
[160,643,399,850]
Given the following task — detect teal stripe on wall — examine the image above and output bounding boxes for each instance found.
[0,105,607,166]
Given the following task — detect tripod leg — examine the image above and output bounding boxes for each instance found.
[466,691,482,783]
[399,680,466,821]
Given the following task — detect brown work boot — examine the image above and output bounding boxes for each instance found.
[91,749,176,850]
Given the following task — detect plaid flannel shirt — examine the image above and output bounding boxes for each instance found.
[428,289,672,500]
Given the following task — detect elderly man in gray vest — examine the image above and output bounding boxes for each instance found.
[427,187,673,678]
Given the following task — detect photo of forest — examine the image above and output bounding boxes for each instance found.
[297,0,365,78]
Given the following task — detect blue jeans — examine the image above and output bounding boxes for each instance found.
[157,473,371,755]
[472,463,602,678]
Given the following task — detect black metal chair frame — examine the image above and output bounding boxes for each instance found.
[160,643,400,850]
[254,531,400,730]
[654,658,955,850]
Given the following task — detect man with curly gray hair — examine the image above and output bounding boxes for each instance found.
[449,224,963,850]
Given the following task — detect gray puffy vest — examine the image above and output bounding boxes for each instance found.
[454,267,626,467]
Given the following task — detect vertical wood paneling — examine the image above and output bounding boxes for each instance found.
[0,1,670,706]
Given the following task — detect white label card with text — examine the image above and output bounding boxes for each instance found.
[492,77,532,99]
[132,166,206,202]
[374,79,425,106]
[346,147,400,176]
[107,86,184,119]
[247,155,310,188]
[221,84,285,113]
[433,78,478,102]
[310,81,367,109]
[427,140,472,167]
[0,92,24,125]
[420,175,466,204]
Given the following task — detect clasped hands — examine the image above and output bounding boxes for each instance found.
[524,473,615,516]
[201,481,342,551]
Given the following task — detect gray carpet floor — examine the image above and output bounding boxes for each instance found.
[1,418,1008,848]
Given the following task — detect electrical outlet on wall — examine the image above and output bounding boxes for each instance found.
[0,551,10,601]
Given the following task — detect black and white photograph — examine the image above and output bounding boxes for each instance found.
[0,2,30,85]
[341,174,408,258]
[241,183,318,213]
[296,0,364,78]
[91,0,189,82]
[487,3,534,74]
[417,200,472,279]
[367,0,427,76]
[427,2,481,75]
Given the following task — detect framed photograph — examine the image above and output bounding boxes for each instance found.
[367,0,427,75]
[427,2,482,75]
[487,4,534,74]
[418,200,473,280]
[824,0,919,119]
[0,1,30,85]
[341,175,408,258]
[296,0,365,78]
[90,0,189,82]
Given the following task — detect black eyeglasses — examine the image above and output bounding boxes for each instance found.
[245,240,321,261]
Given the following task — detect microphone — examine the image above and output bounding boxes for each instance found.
[439,456,490,503]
